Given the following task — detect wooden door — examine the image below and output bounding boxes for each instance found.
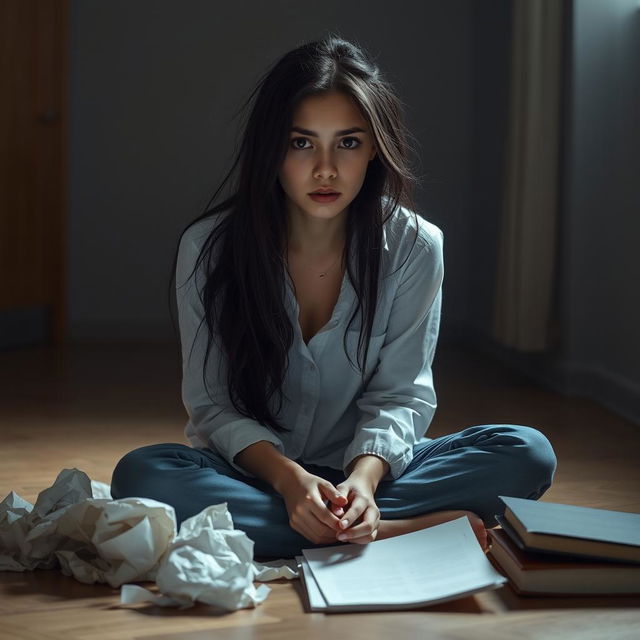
[0,0,68,344]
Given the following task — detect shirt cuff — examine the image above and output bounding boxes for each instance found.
[342,430,413,481]
[207,418,285,478]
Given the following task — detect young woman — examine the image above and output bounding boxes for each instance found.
[111,35,557,559]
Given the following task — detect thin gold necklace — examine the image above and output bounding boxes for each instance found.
[286,251,343,278]
[318,253,342,278]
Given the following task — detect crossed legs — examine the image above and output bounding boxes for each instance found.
[111,424,557,558]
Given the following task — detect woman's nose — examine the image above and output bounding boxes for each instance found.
[313,152,338,178]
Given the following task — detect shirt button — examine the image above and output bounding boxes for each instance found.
[308,363,315,371]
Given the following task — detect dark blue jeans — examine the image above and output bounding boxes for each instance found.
[110,424,556,558]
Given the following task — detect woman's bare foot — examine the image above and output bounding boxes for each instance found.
[377,510,489,552]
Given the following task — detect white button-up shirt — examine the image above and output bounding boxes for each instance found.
[177,205,444,481]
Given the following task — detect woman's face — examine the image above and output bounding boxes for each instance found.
[278,90,377,225]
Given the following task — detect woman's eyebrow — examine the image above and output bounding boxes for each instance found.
[290,126,367,137]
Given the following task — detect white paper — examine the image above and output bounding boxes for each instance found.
[253,558,299,581]
[90,480,113,499]
[302,516,506,610]
[296,555,327,611]
[0,467,104,572]
[0,468,298,611]
[150,503,271,609]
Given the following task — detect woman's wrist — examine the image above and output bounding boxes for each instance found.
[234,441,306,494]
[272,457,307,495]
[346,454,390,493]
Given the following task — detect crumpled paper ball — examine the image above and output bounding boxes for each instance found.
[123,503,272,609]
[0,468,298,610]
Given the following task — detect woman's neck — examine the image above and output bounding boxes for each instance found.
[285,215,346,259]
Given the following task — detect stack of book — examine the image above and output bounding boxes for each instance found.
[487,496,640,596]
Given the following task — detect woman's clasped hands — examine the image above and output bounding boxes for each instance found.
[331,475,380,544]
[280,470,380,546]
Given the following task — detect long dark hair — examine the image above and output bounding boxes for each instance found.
[168,33,421,434]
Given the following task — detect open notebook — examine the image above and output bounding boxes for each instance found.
[295,516,506,612]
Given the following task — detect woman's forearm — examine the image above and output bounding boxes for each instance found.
[345,454,390,492]
[234,440,305,494]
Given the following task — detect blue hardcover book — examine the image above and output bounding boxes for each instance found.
[495,496,640,564]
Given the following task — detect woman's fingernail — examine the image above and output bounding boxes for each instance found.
[338,534,348,541]
[341,519,349,528]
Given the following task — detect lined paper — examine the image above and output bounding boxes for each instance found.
[300,516,506,610]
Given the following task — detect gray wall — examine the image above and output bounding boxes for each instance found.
[559,0,640,421]
[64,0,474,340]
[467,0,512,339]
[466,0,640,424]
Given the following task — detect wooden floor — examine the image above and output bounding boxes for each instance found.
[1,341,639,639]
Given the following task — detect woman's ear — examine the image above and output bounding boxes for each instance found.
[369,146,377,162]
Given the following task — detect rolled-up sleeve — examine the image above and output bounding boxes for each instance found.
[176,225,285,477]
[342,227,444,481]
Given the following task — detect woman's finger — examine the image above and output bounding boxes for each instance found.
[339,521,378,542]
[310,486,347,529]
[337,498,366,531]
[319,483,348,508]
[331,505,345,517]
[347,528,379,545]
[324,497,346,518]
[298,487,344,533]
[308,516,340,541]
[308,501,342,531]
[337,509,379,542]
[292,511,335,544]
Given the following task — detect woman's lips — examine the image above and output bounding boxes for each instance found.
[309,193,340,203]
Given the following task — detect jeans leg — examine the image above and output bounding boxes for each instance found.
[110,442,334,558]
[109,425,557,558]
[374,424,557,527]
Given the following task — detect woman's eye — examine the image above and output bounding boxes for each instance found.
[289,137,362,150]
[340,137,361,149]
[291,137,311,150]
